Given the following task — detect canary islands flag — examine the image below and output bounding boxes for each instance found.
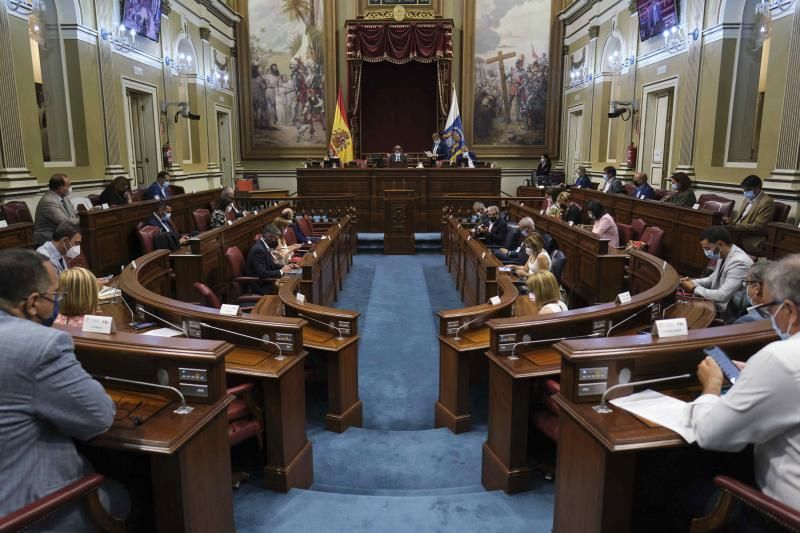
[329,87,354,164]
[442,86,465,162]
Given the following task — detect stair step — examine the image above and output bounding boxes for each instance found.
[310,483,486,497]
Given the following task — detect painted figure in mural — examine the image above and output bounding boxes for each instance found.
[251,62,269,129]
[264,64,281,130]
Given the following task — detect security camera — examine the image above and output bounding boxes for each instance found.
[162,101,201,122]
[607,100,635,120]
[608,103,625,118]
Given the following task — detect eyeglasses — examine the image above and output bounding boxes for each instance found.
[39,291,68,305]
[741,280,760,288]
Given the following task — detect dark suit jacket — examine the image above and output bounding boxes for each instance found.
[484,217,508,245]
[535,160,551,177]
[98,187,128,206]
[245,240,283,295]
[432,141,448,160]
[455,152,478,167]
[387,153,408,167]
[145,182,169,200]
[603,177,625,194]
[561,204,583,225]
[574,175,593,189]
[633,183,656,200]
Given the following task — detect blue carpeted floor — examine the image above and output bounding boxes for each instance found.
[233,250,554,532]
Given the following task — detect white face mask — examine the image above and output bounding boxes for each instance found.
[66,243,81,259]
[525,248,533,256]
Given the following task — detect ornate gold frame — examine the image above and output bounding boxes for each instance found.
[237,0,337,160]
[357,0,442,19]
[461,0,563,158]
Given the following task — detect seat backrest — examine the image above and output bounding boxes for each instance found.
[630,218,647,240]
[235,179,255,192]
[503,224,520,249]
[617,223,633,245]
[587,182,599,190]
[551,249,567,284]
[623,183,636,196]
[640,226,665,258]
[225,246,246,278]
[166,185,185,196]
[284,227,298,246]
[702,200,735,218]
[87,194,101,207]
[655,190,674,202]
[193,282,222,309]
[2,201,32,224]
[541,232,558,254]
[773,201,791,223]
[193,209,211,232]
[130,189,146,203]
[297,216,314,237]
[136,226,161,254]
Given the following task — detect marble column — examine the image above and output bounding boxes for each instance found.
[94,0,126,180]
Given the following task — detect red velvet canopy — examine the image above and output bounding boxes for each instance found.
[345,20,454,154]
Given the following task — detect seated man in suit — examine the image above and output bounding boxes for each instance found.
[281,207,319,243]
[455,146,478,168]
[474,205,507,245]
[601,165,625,194]
[0,249,119,530]
[427,132,448,161]
[245,224,299,295]
[387,145,408,167]
[494,216,535,265]
[631,171,655,200]
[220,187,245,218]
[145,203,189,248]
[36,221,82,275]
[472,202,488,225]
[33,173,80,245]
[144,171,171,201]
[680,226,753,319]
[733,260,771,324]
[722,175,775,255]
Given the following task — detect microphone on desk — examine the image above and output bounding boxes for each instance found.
[135,306,189,338]
[592,373,693,414]
[454,314,489,340]
[197,322,285,360]
[297,313,343,340]
[92,374,194,415]
[605,303,656,337]
[508,332,603,361]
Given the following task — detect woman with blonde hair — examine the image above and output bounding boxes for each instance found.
[54,267,99,327]
[513,233,551,279]
[271,217,302,265]
[526,270,567,314]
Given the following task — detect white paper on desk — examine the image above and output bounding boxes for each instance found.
[498,266,513,272]
[142,327,184,337]
[98,287,121,300]
[610,389,696,443]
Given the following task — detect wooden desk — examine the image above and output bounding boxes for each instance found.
[66,330,236,532]
[79,189,220,276]
[766,222,800,259]
[567,188,722,276]
[551,321,777,533]
[296,167,501,231]
[118,250,313,492]
[0,221,33,250]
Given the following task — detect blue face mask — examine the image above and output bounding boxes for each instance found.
[671,183,679,191]
[703,244,720,260]
[163,212,172,221]
[163,181,170,188]
[743,190,756,202]
[770,303,791,340]
[39,295,59,328]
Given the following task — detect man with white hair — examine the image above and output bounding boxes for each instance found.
[474,205,508,245]
[494,217,535,265]
[689,254,800,512]
[220,187,245,218]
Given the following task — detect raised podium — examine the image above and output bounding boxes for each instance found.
[384,189,415,254]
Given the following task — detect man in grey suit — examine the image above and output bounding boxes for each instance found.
[0,249,116,529]
[680,226,753,318]
[33,174,80,245]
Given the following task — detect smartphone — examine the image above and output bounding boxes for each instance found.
[703,345,741,385]
[131,321,157,331]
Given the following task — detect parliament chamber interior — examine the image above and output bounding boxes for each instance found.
[2,0,800,531]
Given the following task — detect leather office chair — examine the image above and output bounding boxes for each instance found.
[698,194,735,218]
[136,225,161,254]
[489,223,519,250]
[87,194,101,207]
[129,189,146,202]
[193,282,222,308]
[235,179,255,192]
[224,246,272,302]
[623,183,636,196]
[630,218,647,240]
[193,208,211,232]
[1,201,33,224]
[549,171,564,185]
[541,232,558,255]
[226,382,265,488]
[0,473,125,533]
[550,249,567,285]
[166,185,185,196]
[773,201,791,223]
[617,223,633,245]
[654,189,673,201]
[640,226,665,258]
[690,475,800,532]
[587,182,599,190]
[302,214,328,236]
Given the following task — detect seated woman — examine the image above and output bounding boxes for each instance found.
[557,191,583,225]
[587,199,619,248]
[211,196,232,228]
[526,270,567,314]
[573,166,593,189]
[662,172,697,208]
[98,176,131,206]
[54,267,99,327]
[272,217,303,265]
[544,188,562,217]
[513,233,551,280]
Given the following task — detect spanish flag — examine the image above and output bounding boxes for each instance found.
[329,87,354,164]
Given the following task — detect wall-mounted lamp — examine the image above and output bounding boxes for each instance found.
[7,0,45,13]
[569,65,591,86]
[164,52,193,75]
[662,25,700,53]
[101,23,136,52]
[206,69,230,89]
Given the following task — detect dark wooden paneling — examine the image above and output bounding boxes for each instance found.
[0,222,33,250]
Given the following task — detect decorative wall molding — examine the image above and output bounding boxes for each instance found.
[60,24,98,46]
[702,23,741,45]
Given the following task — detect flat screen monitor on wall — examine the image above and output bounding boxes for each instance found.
[121,0,163,42]
[637,0,679,43]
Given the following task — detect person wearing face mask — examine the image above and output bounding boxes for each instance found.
[573,166,593,189]
[722,175,775,255]
[631,171,655,200]
[680,226,753,316]
[245,224,299,294]
[455,146,479,168]
[428,132,448,161]
[144,203,190,249]
[144,171,171,201]
[601,166,625,194]
[281,207,319,244]
[587,199,619,247]
[533,153,552,185]
[733,260,772,324]
[98,176,132,207]
[495,217,535,264]
[387,145,408,167]
[475,205,508,245]
[33,173,79,245]
[0,249,117,530]
[513,233,551,279]
[687,254,800,514]
[220,187,245,218]
[36,222,82,274]
[662,171,697,207]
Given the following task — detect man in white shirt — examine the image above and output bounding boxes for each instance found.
[688,254,800,510]
[35,222,82,274]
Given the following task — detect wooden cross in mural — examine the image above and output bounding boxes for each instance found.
[486,50,516,123]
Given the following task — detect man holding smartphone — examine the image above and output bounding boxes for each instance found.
[688,254,800,511]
